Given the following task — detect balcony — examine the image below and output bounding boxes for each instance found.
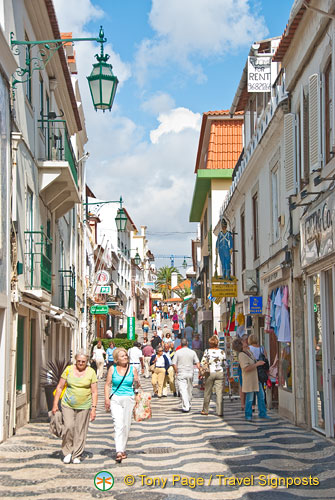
[59,268,76,311]
[38,119,80,219]
[24,228,52,301]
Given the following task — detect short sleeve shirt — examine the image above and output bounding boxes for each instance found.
[201,348,225,373]
[61,365,97,409]
[173,347,199,376]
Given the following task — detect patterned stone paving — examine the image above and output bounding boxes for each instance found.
[1,373,335,500]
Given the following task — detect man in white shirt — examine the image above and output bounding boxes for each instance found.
[128,342,144,379]
[173,339,200,412]
[92,340,106,379]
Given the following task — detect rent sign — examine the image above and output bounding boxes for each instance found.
[247,56,272,92]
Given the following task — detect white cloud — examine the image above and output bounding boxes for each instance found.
[141,92,175,115]
[135,0,269,85]
[150,107,201,144]
[53,0,200,259]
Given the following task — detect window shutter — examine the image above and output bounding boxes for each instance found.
[300,86,309,183]
[309,73,321,172]
[284,113,297,196]
[332,34,335,150]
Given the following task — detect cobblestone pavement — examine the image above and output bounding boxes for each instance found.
[1,373,335,500]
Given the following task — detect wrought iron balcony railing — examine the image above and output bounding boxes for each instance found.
[59,268,76,310]
[38,119,78,185]
[24,228,52,293]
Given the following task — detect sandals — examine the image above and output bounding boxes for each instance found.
[201,410,209,415]
[121,452,127,459]
[115,453,123,463]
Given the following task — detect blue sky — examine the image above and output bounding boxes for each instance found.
[54,0,294,271]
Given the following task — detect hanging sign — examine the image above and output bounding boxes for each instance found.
[90,304,108,314]
[95,270,111,285]
[96,285,111,294]
[211,280,237,298]
[249,296,263,314]
[247,56,272,92]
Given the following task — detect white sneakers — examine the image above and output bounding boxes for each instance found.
[63,454,71,464]
[63,454,80,464]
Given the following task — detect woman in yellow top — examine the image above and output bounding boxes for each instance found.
[52,350,98,464]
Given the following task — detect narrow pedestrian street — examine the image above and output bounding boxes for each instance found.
[1,371,335,500]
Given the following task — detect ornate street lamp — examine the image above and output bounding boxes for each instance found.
[87,27,118,111]
[182,257,188,269]
[83,196,128,232]
[134,250,141,266]
[10,26,118,111]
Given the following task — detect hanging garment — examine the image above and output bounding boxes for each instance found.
[274,288,282,337]
[264,295,273,333]
[270,289,276,330]
[278,286,291,342]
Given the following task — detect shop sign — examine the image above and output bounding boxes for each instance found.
[143,282,155,288]
[95,270,111,285]
[212,280,237,298]
[90,304,108,315]
[261,266,283,286]
[300,193,335,268]
[247,56,272,92]
[96,286,111,294]
[249,296,263,314]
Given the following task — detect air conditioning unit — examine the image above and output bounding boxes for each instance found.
[242,269,258,295]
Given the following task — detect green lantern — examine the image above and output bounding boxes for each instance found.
[134,251,141,266]
[115,207,127,232]
[87,27,118,112]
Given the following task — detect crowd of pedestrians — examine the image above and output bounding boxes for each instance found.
[50,304,271,466]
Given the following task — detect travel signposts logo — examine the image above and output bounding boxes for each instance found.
[94,471,114,491]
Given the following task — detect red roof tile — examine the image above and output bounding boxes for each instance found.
[194,112,243,172]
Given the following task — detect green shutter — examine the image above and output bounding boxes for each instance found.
[16,316,25,391]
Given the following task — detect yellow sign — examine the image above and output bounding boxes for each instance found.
[211,280,237,298]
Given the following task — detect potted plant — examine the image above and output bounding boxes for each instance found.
[41,359,71,411]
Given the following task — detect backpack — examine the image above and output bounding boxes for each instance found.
[257,347,269,384]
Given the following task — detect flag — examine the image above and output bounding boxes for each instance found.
[226,298,236,332]
[214,328,218,336]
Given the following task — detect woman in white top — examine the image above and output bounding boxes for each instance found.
[200,336,225,416]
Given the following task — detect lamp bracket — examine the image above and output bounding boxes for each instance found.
[10,26,107,99]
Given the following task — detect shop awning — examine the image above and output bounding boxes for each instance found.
[109,308,123,316]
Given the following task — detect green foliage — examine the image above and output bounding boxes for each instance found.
[155,266,183,299]
[92,338,135,351]
[40,359,71,387]
[115,333,138,340]
[173,286,191,300]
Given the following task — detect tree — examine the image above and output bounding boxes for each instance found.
[155,266,182,299]
[173,286,191,300]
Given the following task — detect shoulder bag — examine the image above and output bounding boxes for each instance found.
[257,347,269,384]
[109,364,130,399]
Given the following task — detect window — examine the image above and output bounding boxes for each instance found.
[203,208,208,236]
[26,189,33,231]
[325,60,332,165]
[39,75,44,119]
[271,168,279,242]
[240,211,246,271]
[25,34,32,103]
[252,193,259,259]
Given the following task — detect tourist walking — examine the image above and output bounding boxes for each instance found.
[232,336,269,421]
[184,323,194,348]
[150,347,169,397]
[128,342,144,379]
[104,348,141,463]
[92,340,106,379]
[172,319,180,338]
[192,334,202,360]
[162,342,176,396]
[106,342,116,371]
[173,339,200,412]
[200,336,225,416]
[142,343,155,378]
[52,350,97,464]
[142,318,150,336]
[151,330,162,350]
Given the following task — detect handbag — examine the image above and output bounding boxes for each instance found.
[133,391,152,422]
[257,347,269,384]
[53,366,70,400]
[109,364,129,399]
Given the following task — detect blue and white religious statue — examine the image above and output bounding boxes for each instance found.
[215,218,233,280]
